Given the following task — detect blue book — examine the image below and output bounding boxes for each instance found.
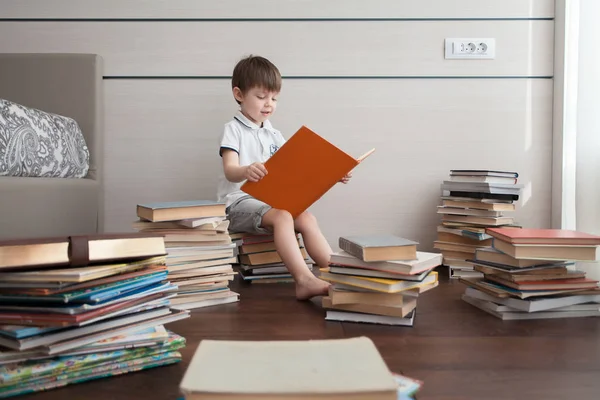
[0,325,61,339]
[0,272,168,305]
[136,200,226,222]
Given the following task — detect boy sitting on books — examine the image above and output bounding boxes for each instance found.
[217,55,351,300]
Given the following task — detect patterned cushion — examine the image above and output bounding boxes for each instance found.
[0,98,90,178]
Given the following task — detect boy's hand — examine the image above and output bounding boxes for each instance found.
[339,171,352,184]
[245,162,268,182]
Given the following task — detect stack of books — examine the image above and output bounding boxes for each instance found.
[179,336,422,400]
[460,227,600,320]
[134,200,239,310]
[434,169,523,279]
[0,234,190,396]
[232,232,312,284]
[318,235,442,326]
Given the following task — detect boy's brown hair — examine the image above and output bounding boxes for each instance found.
[232,55,281,104]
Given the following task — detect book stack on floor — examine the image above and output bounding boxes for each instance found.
[134,200,239,310]
[460,227,600,320]
[0,234,190,397]
[434,169,523,279]
[232,232,312,284]
[318,235,442,326]
[179,336,422,400]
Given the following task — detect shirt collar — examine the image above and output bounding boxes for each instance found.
[234,111,274,131]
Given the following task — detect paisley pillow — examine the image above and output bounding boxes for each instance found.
[0,98,89,178]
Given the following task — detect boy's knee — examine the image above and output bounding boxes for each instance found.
[269,209,294,225]
[296,211,317,227]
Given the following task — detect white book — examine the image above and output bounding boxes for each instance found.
[464,287,600,313]
[325,310,415,326]
[171,292,239,311]
[462,295,600,320]
[179,336,398,400]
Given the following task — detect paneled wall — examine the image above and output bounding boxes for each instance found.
[0,1,555,251]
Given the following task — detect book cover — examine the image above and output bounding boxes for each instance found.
[339,235,418,262]
[330,251,442,275]
[137,200,225,210]
[486,227,600,246]
[179,336,397,398]
[137,200,226,222]
[0,234,166,271]
[241,126,374,218]
[450,170,519,178]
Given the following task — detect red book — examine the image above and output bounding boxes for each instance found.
[486,228,600,246]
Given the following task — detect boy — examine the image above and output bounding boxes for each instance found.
[217,55,351,300]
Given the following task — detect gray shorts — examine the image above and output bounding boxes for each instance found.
[226,196,272,234]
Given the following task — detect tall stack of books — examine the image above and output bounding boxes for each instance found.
[460,227,600,320]
[179,336,422,399]
[318,235,442,326]
[0,234,190,396]
[232,233,312,284]
[134,200,239,310]
[434,170,523,279]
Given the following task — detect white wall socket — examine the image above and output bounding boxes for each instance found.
[444,38,495,59]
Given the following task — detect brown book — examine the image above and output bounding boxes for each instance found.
[137,200,226,222]
[436,206,502,217]
[168,265,234,279]
[329,287,404,307]
[239,249,308,266]
[493,239,600,261]
[472,264,580,282]
[433,241,482,254]
[474,248,550,268]
[322,296,416,318]
[440,250,474,261]
[437,232,492,246]
[485,274,599,291]
[240,238,300,254]
[0,233,166,270]
[167,257,238,273]
[338,235,418,262]
[442,214,514,226]
[0,237,69,270]
[0,257,165,283]
[163,233,232,243]
[441,197,516,211]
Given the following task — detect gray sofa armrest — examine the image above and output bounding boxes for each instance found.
[0,54,104,237]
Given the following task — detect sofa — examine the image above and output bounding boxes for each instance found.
[0,54,104,239]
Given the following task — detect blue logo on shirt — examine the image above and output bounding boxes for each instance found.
[270,144,280,157]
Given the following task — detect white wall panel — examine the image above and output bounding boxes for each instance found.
[1,0,555,19]
[0,21,553,77]
[104,79,553,250]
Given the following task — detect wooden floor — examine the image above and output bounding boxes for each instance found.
[21,272,600,400]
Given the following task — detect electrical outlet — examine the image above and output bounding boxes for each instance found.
[444,38,495,59]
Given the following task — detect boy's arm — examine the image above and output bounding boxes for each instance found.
[221,149,268,183]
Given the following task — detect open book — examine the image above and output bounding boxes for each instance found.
[241,126,374,218]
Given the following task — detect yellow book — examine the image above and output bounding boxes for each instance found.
[319,269,438,293]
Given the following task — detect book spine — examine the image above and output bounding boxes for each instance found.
[338,237,365,261]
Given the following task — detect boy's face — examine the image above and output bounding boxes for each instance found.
[233,86,279,125]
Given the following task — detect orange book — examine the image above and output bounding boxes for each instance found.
[241,126,374,218]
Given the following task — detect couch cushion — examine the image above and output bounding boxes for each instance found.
[0,176,99,239]
[0,98,90,178]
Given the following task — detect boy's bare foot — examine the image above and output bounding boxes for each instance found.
[296,275,331,300]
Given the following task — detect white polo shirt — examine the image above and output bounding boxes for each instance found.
[216,111,286,207]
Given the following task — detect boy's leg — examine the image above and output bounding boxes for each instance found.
[293,211,333,269]
[261,209,330,300]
